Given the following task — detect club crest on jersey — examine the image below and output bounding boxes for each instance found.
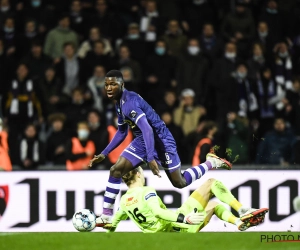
[130,110,137,118]
[145,192,156,200]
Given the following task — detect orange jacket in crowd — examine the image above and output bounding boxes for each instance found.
[66,137,95,170]
[107,125,133,164]
[0,130,12,171]
[192,138,212,166]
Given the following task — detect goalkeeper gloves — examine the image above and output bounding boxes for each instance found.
[177,208,205,225]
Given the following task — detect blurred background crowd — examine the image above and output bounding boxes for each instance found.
[0,0,299,170]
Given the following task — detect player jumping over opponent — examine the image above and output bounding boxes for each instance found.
[89,70,232,226]
[102,166,269,233]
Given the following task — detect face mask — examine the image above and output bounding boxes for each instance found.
[225,52,236,59]
[253,55,264,61]
[31,0,41,7]
[193,0,206,5]
[4,27,14,33]
[89,122,100,129]
[155,47,165,56]
[128,34,139,40]
[279,51,288,58]
[1,6,10,12]
[266,8,278,14]
[188,46,200,55]
[237,71,247,79]
[259,31,268,38]
[0,125,2,132]
[78,129,89,139]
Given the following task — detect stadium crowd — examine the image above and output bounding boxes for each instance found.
[0,0,299,170]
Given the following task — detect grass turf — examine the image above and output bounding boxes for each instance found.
[1,232,300,250]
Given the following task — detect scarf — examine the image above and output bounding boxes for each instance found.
[20,139,39,162]
[10,80,34,117]
[237,78,259,116]
[257,78,276,118]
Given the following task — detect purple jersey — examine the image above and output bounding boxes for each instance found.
[102,89,180,171]
[116,90,170,140]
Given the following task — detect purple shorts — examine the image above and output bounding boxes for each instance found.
[120,138,181,173]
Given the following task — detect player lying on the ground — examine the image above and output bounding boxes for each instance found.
[99,166,269,233]
[88,70,232,226]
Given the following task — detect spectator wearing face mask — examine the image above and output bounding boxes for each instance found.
[0,0,14,29]
[160,19,187,57]
[66,121,95,170]
[0,17,17,58]
[144,40,177,106]
[176,38,209,104]
[221,2,255,58]
[207,42,240,121]
[173,88,206,136]
[116,23,147,64]
[273,42,293,91]
[228,63,259,120]
[259,0,285,45]
[255,22,278,60]
[247,43,267,81]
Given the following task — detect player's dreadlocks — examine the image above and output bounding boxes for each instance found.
[122,166,142,186]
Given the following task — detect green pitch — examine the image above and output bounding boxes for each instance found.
[1,232,300,250]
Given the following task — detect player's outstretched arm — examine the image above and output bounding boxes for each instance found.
[89,123,129,167]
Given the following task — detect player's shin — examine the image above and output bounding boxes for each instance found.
[214,204,240,226]
[102,176,122,216]
[183,161,212,185]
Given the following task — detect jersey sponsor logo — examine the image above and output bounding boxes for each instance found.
[129,145,136,151]
[130,110,137,118]
[165,160,173,164]
[145,192,156,200]
[124,119,136,129]
[117,108,121,114]
[125,198,138,206]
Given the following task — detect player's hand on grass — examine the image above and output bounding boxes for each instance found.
[89,154,105,167]
[148,160,161,178]
[184,210,205,225]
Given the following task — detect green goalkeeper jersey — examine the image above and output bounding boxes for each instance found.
[109,186,192,233]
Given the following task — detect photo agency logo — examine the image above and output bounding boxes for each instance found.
[260,234,300,243]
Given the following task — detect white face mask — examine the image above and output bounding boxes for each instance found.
[188,46,200,55]
[237,71,247,79]
[279,51,288,58]
[259,31,268,38]
[225,52,236,59]
[1,6,10,12]
[193,0,206,5]
[78,129,89,139]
